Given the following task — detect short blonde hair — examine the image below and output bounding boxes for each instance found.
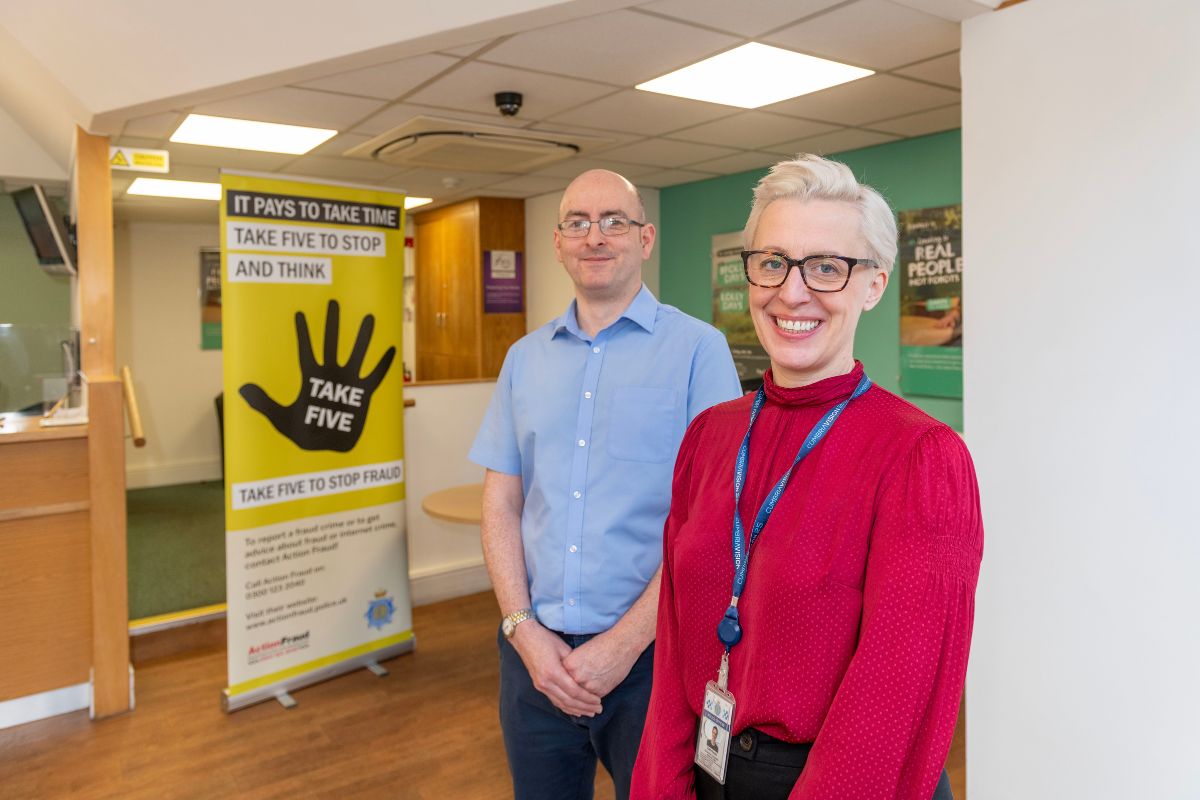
[743,154,898,272]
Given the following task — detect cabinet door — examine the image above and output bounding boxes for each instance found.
[415,215,447,363]
[440,202,481,374]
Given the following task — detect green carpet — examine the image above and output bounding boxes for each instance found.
[126,481,226,620]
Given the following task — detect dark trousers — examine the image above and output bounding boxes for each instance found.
[695,727,953,800]
[498,627,655,800]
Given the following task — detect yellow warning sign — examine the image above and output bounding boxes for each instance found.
[109,146,170,174]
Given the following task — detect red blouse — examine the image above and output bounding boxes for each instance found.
[630,363,983,800]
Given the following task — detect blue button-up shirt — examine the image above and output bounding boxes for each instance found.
[470,286,741,633]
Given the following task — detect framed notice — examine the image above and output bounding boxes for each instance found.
[711,232,767,382]
[898,204,963,398]
[201,247,222,350]
[483,250,523,313]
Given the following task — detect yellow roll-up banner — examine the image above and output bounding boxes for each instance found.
[219,172,412,710]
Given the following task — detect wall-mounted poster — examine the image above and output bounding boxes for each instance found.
[898,204,963,398]
[483,249,523,313]
[201,247,222,350]
[711,232,767,382]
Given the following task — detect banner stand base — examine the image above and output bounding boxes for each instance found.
[365,660,389,677]
[274,690,297,709]
[221,637,415,713]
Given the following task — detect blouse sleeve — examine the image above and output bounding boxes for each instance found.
[630,409,712,800]
[789,426,984,800]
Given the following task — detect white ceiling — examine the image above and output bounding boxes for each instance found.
[1,0,998,220]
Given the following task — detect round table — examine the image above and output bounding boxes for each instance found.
[421,483,484,524]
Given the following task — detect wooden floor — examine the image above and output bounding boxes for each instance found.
[0,592,963,799]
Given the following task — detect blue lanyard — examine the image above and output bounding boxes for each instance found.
[717,373,872,651]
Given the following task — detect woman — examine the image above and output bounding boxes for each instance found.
[630,155,982,800]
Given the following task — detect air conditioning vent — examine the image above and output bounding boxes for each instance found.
[343,116,613,173]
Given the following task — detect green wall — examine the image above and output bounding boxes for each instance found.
[0,192,72,326]
[659,129,963,429]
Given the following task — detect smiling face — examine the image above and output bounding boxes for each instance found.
[749,198,888,387]
[554,170,655,304]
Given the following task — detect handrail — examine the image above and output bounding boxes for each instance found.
[120,365,147,447]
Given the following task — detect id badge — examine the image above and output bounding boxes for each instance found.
[694,680,735,784]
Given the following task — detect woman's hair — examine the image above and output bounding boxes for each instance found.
[742,154,898,273]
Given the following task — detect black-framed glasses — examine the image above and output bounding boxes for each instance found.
[557,216,645,238]
[741,250,879,292]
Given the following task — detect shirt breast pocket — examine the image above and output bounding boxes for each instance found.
[608,386,679,463]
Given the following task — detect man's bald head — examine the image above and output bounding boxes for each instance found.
[559,169,646,222]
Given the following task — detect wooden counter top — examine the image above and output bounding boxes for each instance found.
[421,483,484,524]
[0,413,88,445]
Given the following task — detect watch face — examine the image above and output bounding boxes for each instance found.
[502,617,515,638]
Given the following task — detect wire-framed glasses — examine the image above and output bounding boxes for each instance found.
[557,216,645,237]
[741,250,878,292]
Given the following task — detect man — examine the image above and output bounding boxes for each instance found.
[469,169,741,800]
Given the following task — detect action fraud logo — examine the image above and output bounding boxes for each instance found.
[247,631,311,665]
[365,589,395,630]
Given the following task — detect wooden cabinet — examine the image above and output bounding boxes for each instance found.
[414,197,526,381]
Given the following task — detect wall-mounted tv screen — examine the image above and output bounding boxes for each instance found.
[12,185,76,276]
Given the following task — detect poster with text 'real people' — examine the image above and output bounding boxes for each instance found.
[219,172,413,711]
[898,204,963,398]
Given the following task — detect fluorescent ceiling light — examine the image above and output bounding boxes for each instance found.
[636,43,873,109]
[171,114,337,154]
[404,197,432,210]
[127,177,221,201]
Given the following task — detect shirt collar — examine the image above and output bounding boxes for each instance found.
[552,284,658,339]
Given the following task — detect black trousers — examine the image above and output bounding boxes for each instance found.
[694,727,953,800]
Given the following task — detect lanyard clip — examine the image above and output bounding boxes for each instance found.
[717,650,730,692]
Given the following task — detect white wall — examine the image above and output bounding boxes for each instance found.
[962,2,1200,798]
[524,185,660,330]
[401,380,494,604]
[115,220,224,488]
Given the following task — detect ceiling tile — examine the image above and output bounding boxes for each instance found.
[764,0,960,70]
[191,87,386,131]
[354,102,528,136]
[408,62,616,122]
[636,168,717,188]
[764,74,959,126]
[297,54,460,100]
[309,132,372,157]
[546,90,737,137]
[482,174,571,195]
[888,0,996,23]
[637,0,845,37]
[686,150,781,175]
[280,154,405,183]
[482,10,739,86]
[597,138,739,169]
[383,167,513,197]
[669,111,837,149]
[165,142,295,172]
[868,103,960,136]
[894,51,961,87]
[529,157,659,180]
[766,128,901,157]
[122,111,186,140]
[441,39,500,58]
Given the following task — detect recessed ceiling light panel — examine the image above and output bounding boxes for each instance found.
[170,114,337,154]
[127,177,221,201]
[636,43,874,109]
[404,197,432,210]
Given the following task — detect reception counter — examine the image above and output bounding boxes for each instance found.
[0,415,93,721]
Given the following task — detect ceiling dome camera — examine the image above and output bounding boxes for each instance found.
[495,92,523,117]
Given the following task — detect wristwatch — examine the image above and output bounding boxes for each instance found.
[501,608,534,639]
